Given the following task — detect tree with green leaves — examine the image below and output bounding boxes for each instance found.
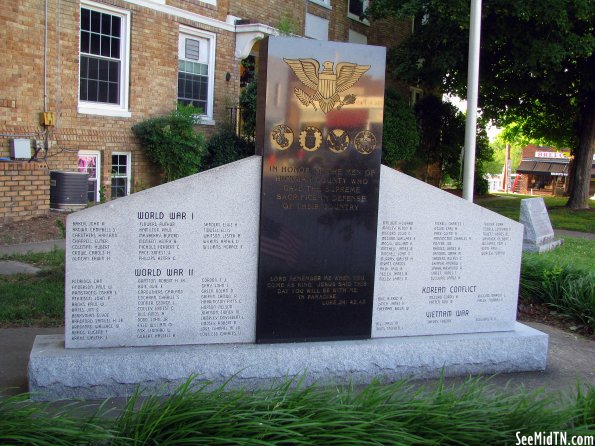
[368,0,594,209]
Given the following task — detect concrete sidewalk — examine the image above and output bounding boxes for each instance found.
[555,229,595,241]
[0,239,65,256]
[0,239,65,275]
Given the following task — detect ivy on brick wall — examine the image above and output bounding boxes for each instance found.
[132,105,206,182]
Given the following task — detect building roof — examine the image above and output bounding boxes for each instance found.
[517,158,595,177]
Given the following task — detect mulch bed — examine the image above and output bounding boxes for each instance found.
[518,300,593,339]
[0,211,69,246]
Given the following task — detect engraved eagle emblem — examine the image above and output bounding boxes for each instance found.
[284,58,370,114]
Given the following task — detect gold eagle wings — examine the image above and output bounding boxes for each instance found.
[284,58,370,113]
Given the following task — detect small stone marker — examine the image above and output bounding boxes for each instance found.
[519,198,563,253]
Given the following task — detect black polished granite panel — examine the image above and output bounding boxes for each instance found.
[256,37,386,343]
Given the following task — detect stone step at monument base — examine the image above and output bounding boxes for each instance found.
[28,323,548,401]
[522,238,564,253]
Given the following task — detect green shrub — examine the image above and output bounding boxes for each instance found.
[132,105,206,182]
[238,78,258,140]
[202,124,254,171]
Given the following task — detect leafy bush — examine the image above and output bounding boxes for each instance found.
[382,88,420,167]
[202,124,255,171]
[132,105,205,182]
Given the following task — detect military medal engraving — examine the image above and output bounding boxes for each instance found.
[271,124,294,150]
[257,37,385,343]
[354,130,377,155]
[299,126,323,151]
[326,129,350,153]
[284,59,370,114]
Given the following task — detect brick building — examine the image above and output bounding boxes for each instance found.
[515,145,595,196]
[0,0,412,221]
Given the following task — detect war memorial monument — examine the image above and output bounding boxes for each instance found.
[28,37,548,400]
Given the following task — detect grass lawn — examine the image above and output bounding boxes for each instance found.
[525,236,595,272]
[0,249,64,327]
[520,237,595,334]
[476,193,595,233]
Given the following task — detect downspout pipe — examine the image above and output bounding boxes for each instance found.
[44,0,48,113]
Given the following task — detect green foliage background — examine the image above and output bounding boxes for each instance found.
[132,105,205,182]
[382,88,420,167]
[367,0,595,208]
[202,125,254,171]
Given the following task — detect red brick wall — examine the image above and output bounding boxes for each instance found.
[0,0,238,198]
[0,0,412,221]
[231,0,304,32]
[518,174,529,194]
[0,162,50,223]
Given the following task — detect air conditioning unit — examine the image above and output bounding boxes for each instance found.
[10,139,32,159]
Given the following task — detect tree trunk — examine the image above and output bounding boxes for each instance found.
[567,93,595,210]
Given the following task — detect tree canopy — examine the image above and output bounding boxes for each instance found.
[369,0,594,208]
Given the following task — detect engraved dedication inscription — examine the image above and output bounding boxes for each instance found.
[256,37,386,342]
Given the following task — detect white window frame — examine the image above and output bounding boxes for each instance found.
[78,150,101,203]
[110,151,132,198]
[305,13,329,40]
[78,1,131,118]
[348,29,367,44]
[178,25,216,125]
[309,0,332,9]
[348,0,369,25]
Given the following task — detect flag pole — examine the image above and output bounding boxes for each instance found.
[462,0,482,201]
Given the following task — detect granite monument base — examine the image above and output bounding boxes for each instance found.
[29,323,548,401]
[522,238,564,253]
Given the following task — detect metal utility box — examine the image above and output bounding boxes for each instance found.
[50,171,89,210]
[10,139,31,159]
